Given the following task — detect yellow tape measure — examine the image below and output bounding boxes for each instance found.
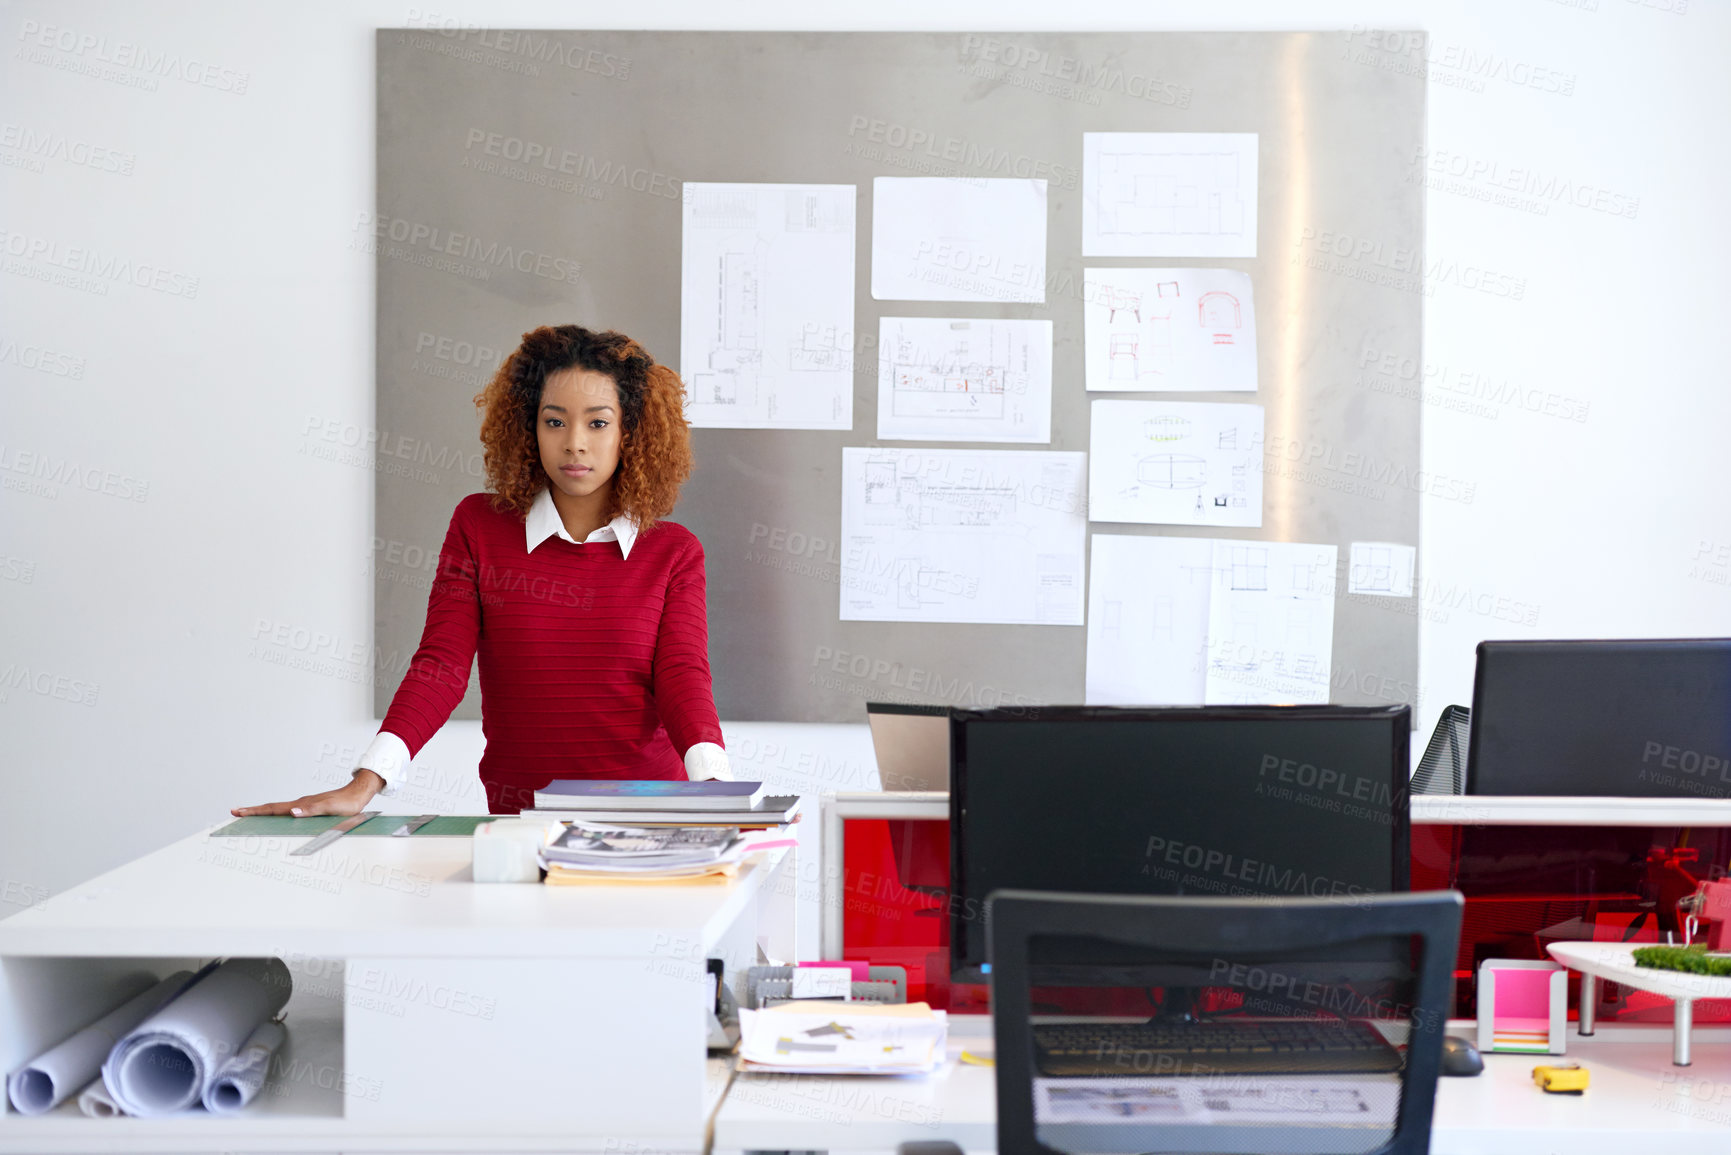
[1533,1064,1588,1094]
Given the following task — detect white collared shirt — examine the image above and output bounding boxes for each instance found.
[522,485,641,558]
[355,489,731,794]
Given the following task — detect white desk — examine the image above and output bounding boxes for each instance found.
[712,1016,1731,1154]
[0,823,796,1153]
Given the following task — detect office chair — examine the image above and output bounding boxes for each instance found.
[1410,706,1470,795]
[986,889,1463,1155]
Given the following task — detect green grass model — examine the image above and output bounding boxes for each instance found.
[1631,944,1731,976]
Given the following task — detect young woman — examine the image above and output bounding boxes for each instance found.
[233,325,728,817]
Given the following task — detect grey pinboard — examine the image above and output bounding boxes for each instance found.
[374,30,1424,723]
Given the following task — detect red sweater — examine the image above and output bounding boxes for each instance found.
[381,493,724,812]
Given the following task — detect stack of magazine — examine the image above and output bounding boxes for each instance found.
[538,820,750,885]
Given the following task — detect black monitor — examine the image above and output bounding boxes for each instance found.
[948,705,1411,981]
[1466,638,1731,797]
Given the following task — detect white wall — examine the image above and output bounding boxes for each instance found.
[4,0,1728,914]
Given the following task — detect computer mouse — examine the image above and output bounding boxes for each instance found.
[1440,1035,1484,1077]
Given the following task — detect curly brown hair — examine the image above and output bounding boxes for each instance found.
[474,325,693,530]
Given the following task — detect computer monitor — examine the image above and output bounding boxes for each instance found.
[1466,638,1731,797]
[949,705,1412,981]
[864,702,950,792]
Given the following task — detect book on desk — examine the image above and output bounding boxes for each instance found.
[523,781,801,827]
[533,778,768,810]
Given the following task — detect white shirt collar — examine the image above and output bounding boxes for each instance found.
[525,487,639,559]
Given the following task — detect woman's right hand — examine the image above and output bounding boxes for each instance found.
[231,769,385,818]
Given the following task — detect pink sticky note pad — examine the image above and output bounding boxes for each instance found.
[799,960,868,979]
[1493,967,1554,1021]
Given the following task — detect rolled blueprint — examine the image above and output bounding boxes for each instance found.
[202,1019,286,1114]
[102,957,291,1117]
[5,970,196,1115]
[75,1077,123,1117]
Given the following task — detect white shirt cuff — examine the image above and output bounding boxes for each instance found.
[357,731,410,795]
[684,742,732,781]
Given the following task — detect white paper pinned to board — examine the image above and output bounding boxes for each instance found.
[680,182,857,430]
[871,177,1047,302]
[1083,132,1258,257]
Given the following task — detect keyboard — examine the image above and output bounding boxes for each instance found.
[1032,1017,1405,1077]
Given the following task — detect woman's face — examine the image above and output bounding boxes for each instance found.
[536,367,624,504]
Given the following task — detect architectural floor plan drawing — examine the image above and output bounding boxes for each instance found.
[876,317,1053,442]
[680,182,856,429]
[870,177,1048,303]
[1082,133,1259,258]
[1085,534,1337,706]
[1088,399,1264,527]
[840,447,1086,624]
[1083,268,1258,392]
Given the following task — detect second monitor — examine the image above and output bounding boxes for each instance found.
[948,705,1412,981]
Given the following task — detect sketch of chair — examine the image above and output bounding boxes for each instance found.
[1142,313,1174,380]
[1220,605,1261,671]
[1142,416,1190,442]
[1157,280,1181,298]
[1198,291,1242,345]
[1151,596,1174,641]
[1108,334,1138,382]
[1106,287,1142,324]
[1137,454,1207,489]
[1229,546,1268,591]
[1217,428,1237,450]
[1284,605,1322,680]
[1354,547,1395,593]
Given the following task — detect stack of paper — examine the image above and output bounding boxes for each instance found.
[538,822,796,886]
[737,1001,948,1075]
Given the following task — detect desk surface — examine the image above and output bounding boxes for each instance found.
[836,791,1731,828]
[0,823,781,958]
[1409,794,1731,826]
[713,1016,1731,1155]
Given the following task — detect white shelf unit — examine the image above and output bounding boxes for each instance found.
[0,826,793,1153]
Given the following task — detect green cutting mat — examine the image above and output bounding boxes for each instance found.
[208,815,500,838]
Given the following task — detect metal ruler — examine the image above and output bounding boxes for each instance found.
[391,813,437,837]
[289,811,379,856]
